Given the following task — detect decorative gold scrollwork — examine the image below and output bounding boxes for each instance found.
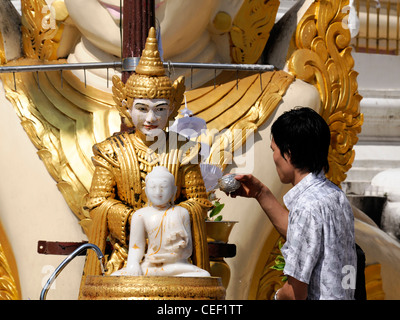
[0,222,20,300]
[0,31,6,64]
[288,0,363,186]
[21,0,64,60]
[230,0,280,64]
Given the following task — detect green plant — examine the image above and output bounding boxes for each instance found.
[208,200,225,221]
[270,241,288,282]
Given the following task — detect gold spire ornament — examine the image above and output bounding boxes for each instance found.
[113,27,185,128]
[134,27,165,76]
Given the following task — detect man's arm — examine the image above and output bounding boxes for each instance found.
[230,174,289,238]
[276,276,308,300]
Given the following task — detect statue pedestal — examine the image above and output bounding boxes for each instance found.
[80,276,226,300]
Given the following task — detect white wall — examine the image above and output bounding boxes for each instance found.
[353,52,400,143]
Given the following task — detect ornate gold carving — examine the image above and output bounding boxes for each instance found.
[134,27,165,77]
[255,238,286,300]
[0,62,120,236]
[0,31,6,64]
[185,70,294,169]
[21,0,65,60]
[288,0,363,186]
[0,245,19,300]
[230,0,280,64]
[80,276,225,300]
[0,222,21,300]
[248,229,284,300]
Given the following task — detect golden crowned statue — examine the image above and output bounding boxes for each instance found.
[80,28,214,297]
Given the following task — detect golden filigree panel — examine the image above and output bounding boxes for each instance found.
[0,64,120,236]
[184,70,294,170]
[230,0,280,64]
[248,229,285,300]
[21,0,66,60]
[0,31,6,64]
[0,222,21,300]
[288,0,364,186]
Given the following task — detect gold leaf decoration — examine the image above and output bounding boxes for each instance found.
[0,61,118,235]
[255,236,286,300]
[288,0,363,186]
[21,0,63,60]
[184,70,294,170]
[0,222,20,300]
[0,31,6,64]
[0,247,20,300]
[230,0,280,64]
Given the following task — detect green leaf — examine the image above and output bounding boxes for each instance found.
[271,263,285,270]
[214,215,223,221]
[275,256,285,264]
[210,202,225,217]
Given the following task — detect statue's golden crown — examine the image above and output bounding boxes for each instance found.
[112,27,185,128]
[125,27,174,101]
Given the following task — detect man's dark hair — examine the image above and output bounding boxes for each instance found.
[271,107,331,174]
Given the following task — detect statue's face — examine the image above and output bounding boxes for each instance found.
[129,98,170,137]
[145,176,176,207]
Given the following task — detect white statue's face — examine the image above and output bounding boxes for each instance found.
[64,0,219,58]
[129,98,170,137]
[145,176,176,207]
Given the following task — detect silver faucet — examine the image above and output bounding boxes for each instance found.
[40,243,104,300]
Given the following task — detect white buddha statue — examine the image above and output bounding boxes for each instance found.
[111,166,210,277]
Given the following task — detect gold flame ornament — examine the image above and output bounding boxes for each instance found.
[112,27,185,128]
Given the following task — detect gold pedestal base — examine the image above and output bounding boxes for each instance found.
[80,276,226,300]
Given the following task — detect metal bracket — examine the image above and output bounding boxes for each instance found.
[37,240,88,256]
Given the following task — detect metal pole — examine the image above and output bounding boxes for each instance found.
[39,243,104,300]
[0,61,275,74]
[0,61,122,73]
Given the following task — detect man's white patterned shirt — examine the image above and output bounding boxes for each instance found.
[281,171,357,300]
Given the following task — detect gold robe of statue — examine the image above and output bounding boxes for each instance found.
[84,131,211,275]
[80,28,212,290]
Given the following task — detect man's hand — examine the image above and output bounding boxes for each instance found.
[226,173,289,238]
[227,174,266,200]
[276,276,308,300]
